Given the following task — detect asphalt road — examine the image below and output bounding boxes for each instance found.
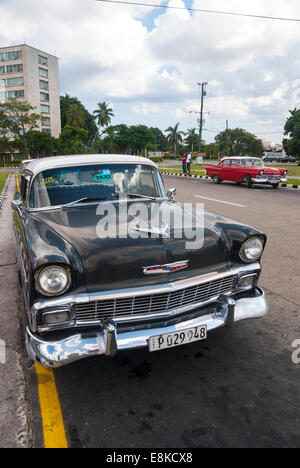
[5,176,300,448]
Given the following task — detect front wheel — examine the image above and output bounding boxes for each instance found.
[272,183,279,189]
[213,174,221,184]
[244,175,253,188]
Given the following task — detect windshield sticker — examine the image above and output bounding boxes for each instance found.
[40,176,56,185]
[93,169,112,182]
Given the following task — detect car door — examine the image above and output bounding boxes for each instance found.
[13,173,32,305]
[230,159,241,181]
[219,159,232,181]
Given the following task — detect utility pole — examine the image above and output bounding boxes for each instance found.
[198,82,208,157]
[226,119,230,155]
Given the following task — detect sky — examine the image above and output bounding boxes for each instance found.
[1,0,300,144]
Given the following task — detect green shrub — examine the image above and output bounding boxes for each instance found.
[4,161,21,167]
[149,156,163,163]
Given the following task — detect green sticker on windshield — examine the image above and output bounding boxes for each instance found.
[93,169,112,182]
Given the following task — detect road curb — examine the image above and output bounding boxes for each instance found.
[161,172,300,189]
[0,173,11,210]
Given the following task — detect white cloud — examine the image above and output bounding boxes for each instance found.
[0,0,300,143]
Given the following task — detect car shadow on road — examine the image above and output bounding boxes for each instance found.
[52,318,299,448]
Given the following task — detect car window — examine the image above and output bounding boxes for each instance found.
[241,159,263,167]
[231,160,240,166]
[223,160,231,166]
[29,164,166,208]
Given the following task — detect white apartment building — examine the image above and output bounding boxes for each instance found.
[0,44,61,138]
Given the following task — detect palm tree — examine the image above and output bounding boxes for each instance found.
[93,102,114,128]
[65,104,85,128]
[185,128,197,153]
[165,123,185,157]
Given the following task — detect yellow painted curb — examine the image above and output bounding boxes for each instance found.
[35,363,68,449]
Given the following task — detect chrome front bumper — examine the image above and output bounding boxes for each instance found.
[26,287,269,368]
[252,177,287,184]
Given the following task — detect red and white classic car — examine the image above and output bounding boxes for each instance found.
[206,157,288,189]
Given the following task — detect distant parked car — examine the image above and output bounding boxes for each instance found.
[206,157,288,189]
[262,152,290,163]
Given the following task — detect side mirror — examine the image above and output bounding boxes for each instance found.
[11,199,23,211]
[167,187,176,201]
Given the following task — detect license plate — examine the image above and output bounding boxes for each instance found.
[149,326,207,352]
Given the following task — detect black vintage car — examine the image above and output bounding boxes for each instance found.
[12,155,269,367]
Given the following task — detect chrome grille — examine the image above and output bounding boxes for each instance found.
[75,275,236,324]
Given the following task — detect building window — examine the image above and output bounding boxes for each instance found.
[42,128,51,134]
[0,79,5,88]
[40,79,48,90]
[39,67,48,78]
[38,55,48,66]
[7,90,24,98]
[41,104,50,113]
[40,92,49,101]
[7,77,24,86]
[0,91,5,101]
[0,66,4,75]
[6,64,23,74]
[0,51,22,61]
[42,117,50,126]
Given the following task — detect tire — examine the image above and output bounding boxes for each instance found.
[213,174,221,184]
[236,182,242,185]
[272,183,279,189]
[245,175,253,188]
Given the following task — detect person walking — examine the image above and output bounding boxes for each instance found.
[182,153,187,176]
[187,152,192,177]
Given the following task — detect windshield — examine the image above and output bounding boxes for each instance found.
[241,159,264,167]
[29,164,166,209]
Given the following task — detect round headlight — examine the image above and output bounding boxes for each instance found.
[36,266,71,296]
[239,237,264,263]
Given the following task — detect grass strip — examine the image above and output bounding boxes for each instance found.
[0,173,9,194]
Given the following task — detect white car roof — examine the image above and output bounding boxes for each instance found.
[220,156,261,161]
[24,154,157,175]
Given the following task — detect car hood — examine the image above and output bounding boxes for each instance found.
[31,201,258,293]
[262,167,284,174]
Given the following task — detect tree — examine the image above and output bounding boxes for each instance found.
[204,143,218,159]
[101,124,129,153]
[215,128,264,157]
[126,125,155,154]
[27,131,56,158]
[165,123,185,157]
[60,94,98,144]
[65,103,86,128]
[0,99,41,156]
[185,128,198,153]
[93,102,114,128]
[57,125,89,155]
[283,108,300,163]
[148,127,168,152]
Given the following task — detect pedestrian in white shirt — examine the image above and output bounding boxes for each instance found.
[186,153,192,177]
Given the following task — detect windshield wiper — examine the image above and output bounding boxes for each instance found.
[61,197,109,209]
[125,193,158,201]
